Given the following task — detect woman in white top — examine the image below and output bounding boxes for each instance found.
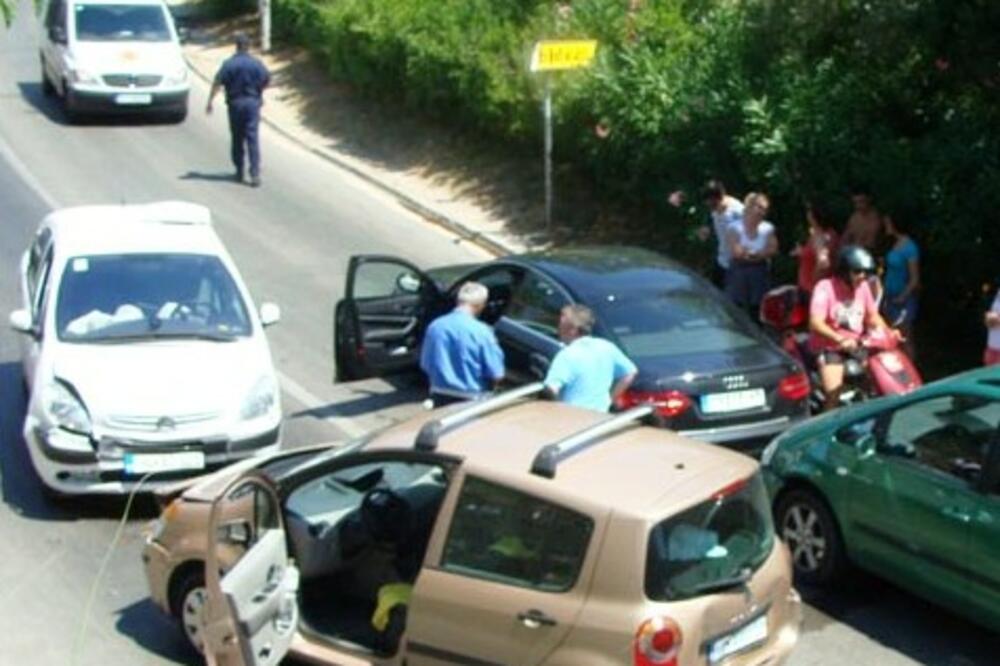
[725,192,779,317]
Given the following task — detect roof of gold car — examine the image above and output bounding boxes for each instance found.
[365,384,758,518]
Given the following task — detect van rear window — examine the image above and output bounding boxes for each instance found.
[645,473,774,601]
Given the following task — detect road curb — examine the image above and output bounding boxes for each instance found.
[185,54,512,258]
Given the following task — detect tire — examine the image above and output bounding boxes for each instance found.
[62,81,82,124]
[775,488,846,586]
[41,58,55,96]
[169,568,207,654]
[166,106,188,124]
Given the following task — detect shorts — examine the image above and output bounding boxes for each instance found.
[816,350,845,366]
[985,348,1000,366]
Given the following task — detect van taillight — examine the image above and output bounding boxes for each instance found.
[633,617,682,666]
[777,372,810,402]
[617,389,692,418]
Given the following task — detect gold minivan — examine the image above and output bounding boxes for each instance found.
[143,384,801,665]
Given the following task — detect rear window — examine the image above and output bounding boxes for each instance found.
[645,473,774,601]
[595,291,758,359]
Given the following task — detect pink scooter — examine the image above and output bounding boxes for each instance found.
[759,285,922,411]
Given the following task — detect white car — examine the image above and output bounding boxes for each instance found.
[40,0,190,122]
[9,202,283,495]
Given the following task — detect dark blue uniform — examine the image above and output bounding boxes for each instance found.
[215,52,270,181]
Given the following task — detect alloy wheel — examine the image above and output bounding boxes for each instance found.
[180,585,207,653]
[782,503,827,573]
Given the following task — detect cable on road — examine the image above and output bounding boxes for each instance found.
[71,472,155,666]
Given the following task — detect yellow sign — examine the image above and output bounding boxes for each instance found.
[530,40,598,72]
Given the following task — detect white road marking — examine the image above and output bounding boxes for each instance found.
[0,130,58,209]
[277,372,367,438]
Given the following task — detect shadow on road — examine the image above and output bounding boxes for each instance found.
[178,170,243,184]
[17,81,183,127]
[0,361,160,522]
[799,570,996,665]
[115,598,198,665]
[291,374,424,420]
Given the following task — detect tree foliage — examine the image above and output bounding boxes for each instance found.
[272,0,1000,370]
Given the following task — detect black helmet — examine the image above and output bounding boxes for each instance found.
[836,245,876,282]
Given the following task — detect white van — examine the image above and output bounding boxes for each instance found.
[40,0,190,122]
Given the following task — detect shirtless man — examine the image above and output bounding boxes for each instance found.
[841,187,883,252]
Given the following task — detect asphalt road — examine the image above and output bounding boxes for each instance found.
[0,4,995,665]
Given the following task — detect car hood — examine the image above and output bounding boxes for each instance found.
[54,340,269,424]
[70,41,184,75]
[631,341,790,387]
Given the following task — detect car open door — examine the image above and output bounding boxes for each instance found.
[335,255,442,381]
[202,473,299,666]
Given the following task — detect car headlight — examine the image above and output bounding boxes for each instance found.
[164,66,188,85]
[44,379,92,434]
[240,376,278,421]
[69,67,99,85]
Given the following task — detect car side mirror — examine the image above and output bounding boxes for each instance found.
[259,302,281,327]
[855,433,877,460]
[49,25,67,45]
[9,309,37,337]
[396,272,421,294]
[176,26,189,43]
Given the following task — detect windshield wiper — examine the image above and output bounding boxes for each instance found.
[86,331,237,343]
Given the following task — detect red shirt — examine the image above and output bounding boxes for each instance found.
[797,230,839,293]
[809,277,877,352]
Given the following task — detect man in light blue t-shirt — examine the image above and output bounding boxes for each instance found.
[544,304,637,412]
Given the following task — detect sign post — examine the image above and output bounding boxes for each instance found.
[260,0,271,52]
[530,40,598,233]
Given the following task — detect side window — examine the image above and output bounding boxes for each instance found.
[441,477,593,592]
[214,480,280,555]
[352,260,424,300]
[26,229,52,304]
[880,394,1000,485]
[45,0,66,30]
[464,266,520,325]
[504,272,568,339]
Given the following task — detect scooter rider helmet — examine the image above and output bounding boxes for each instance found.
[836,245,876,282]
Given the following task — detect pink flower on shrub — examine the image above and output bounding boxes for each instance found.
[594,122,612,139]
[668,190,686,207]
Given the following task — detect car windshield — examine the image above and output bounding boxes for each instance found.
[595,290,759,359]
[645,473,775,601]
[74,4,171,42]
[55,253,251,342]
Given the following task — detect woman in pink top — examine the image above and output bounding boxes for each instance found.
[809,245,895,410]
[792,201,839,296]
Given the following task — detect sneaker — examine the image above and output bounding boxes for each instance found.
[249,176,261,188]
[234,171,244,183]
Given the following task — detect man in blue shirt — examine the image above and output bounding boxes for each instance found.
[544,304,637,412]
[206,33,270,187]
[419,282,505,407]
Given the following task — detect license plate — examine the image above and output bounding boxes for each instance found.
[123,451,205,475]
[701,388,766,413]
[708,613,768,664]
[115,93,153,105]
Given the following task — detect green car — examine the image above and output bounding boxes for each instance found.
[761,365,1000,632]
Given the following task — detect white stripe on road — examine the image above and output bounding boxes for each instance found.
[277,370,367,438]
[0,130,367,439]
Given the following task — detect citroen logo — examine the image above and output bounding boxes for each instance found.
[155,416,176,431]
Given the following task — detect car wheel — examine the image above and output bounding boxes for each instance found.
[775,488,845,585]
[166,107,187,124]
[41,59,55,96]
[170,568,207,654]
[62,81,82,124]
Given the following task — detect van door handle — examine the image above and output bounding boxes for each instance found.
[517,609,557,628]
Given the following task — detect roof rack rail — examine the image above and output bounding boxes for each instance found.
[530,404,656,479]
[415,382,548,452]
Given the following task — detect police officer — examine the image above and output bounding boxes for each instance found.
[206,33,270,187]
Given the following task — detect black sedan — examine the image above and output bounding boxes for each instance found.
[334,246,809,448]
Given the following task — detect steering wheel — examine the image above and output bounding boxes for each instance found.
[360,487,413,544]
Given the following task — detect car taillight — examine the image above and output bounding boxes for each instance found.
[777,372,810,401]
[634,616,682,666]
[617,389,692,418]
